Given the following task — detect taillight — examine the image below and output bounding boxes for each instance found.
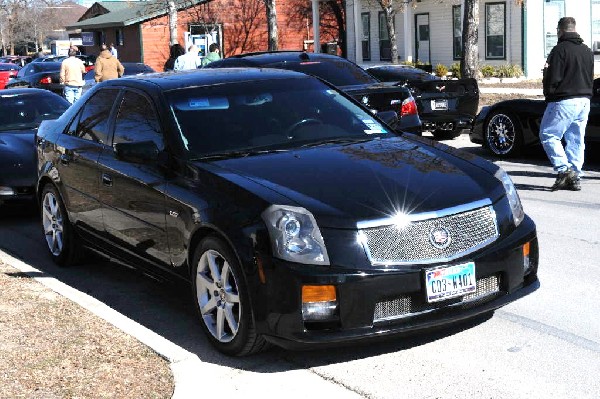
[400,97,418,116]
[39,76,52,84]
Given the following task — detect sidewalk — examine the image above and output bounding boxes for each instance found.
[479,87,543,96]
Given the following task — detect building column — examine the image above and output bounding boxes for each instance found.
[403,2,413,62]
[354,0,363,63]
[312,0,320,52]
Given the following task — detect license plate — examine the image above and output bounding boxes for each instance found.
[431,99,448,110]
[425,262,476,303]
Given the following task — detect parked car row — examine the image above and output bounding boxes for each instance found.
[1,53,539,357]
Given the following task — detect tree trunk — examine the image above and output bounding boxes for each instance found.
[385,8,398,64]
[326,1,346,58]
[168,1,178,46]
[460,0,479,79]
[265,0,278,51]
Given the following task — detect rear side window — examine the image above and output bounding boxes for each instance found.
[68,89,118,144]
[113,91,164,150]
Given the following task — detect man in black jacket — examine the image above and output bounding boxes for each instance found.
[540,17,594,191]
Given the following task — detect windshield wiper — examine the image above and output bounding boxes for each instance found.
[299,136,377,148]
[193,148,290,161]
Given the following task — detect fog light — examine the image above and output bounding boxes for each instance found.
[523,242,531,274]
[302,285,337,321]
[0,186,15,196]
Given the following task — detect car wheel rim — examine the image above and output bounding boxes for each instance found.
[486,113,515,155]
[195,249,241,343]
[42,191,64,256]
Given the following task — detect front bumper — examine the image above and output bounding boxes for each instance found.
[253,215,538,349]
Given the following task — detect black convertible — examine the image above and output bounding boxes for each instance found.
[470,79,600,157]
[366,64,479,139]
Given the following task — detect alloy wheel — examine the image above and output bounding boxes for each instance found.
[42,191,64,256]
[195,249,241,343]
[486,113,516,155]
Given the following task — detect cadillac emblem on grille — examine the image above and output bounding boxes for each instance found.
[429,226,451,249]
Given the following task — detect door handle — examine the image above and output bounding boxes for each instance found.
[102,173,113,187]
[59,154,71,165]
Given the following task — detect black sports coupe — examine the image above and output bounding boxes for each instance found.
[470,79,600,157]
[366,64,480,140]
[0,88,69,206]
[36,68,538,355]
[204,51,422,134]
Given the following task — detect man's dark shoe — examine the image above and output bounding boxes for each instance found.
[551,169,577,191]
[568,176,582,191]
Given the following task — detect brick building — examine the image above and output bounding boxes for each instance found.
[66,0,341,72]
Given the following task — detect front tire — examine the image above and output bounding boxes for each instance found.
[191,236,268,356]
[484,111,523,157]
[40,184,82,266]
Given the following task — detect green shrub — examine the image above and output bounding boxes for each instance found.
[435,63,448,78]
[480,65,495,78]
[449,62,461,78]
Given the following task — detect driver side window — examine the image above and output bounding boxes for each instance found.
[113,91,164,150]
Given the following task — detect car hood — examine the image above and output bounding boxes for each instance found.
[0,131,37,183]
[205,136,504,229]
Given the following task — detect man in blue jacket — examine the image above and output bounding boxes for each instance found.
[540,17,594,191]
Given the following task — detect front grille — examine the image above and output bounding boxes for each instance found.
[360,205,498,265]
[373,274,502,323]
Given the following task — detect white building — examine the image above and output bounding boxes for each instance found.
[344,0,600,78]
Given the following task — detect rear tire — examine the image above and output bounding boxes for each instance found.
[484,111,523,157]
[40,184,83,266]
[191,236,268,356]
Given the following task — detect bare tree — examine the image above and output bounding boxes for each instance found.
[288,0,346,56]
[264,0,278,51]
[460,0,479,78]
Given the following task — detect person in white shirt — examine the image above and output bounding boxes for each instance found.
[59,48,86,104]
[109,43,118,59]
[174,45,201,70]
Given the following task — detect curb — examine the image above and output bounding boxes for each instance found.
[0,249,203,399]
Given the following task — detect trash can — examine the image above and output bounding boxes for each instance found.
[321,42,338,55]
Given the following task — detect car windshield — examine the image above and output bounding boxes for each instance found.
[269,58,379,87]
[0,94,69,132]
[167,77,393,159]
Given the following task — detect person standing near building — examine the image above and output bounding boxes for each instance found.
[94,46,124,82]
[109,43,118,59]
[174,44,201,70]
[59,48,86,104]
[540,16,594,191]
[201,43,221,67]
[164,43,185,71]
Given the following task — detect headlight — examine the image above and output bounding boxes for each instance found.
[494,168,524,226]
[262,205,330,265]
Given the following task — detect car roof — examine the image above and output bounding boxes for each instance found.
[0,88,62,97]
[227,51,346,65]
[101,67,312,91]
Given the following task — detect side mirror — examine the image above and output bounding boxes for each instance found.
[114,140,159,163]
[376,110,399,127]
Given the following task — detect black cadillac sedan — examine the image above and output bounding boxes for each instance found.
[0,88,69,206]
[4,62,64,95]
[36,68,539,356]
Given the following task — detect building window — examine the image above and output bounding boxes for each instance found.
[362,13,371,61]
[453,5,462,60]
[378,11,392,61]
[485,2,505,59]
[115,29,124,46]
[97,31,105,47]
[593,0,600,54]
[543,0,565,57]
